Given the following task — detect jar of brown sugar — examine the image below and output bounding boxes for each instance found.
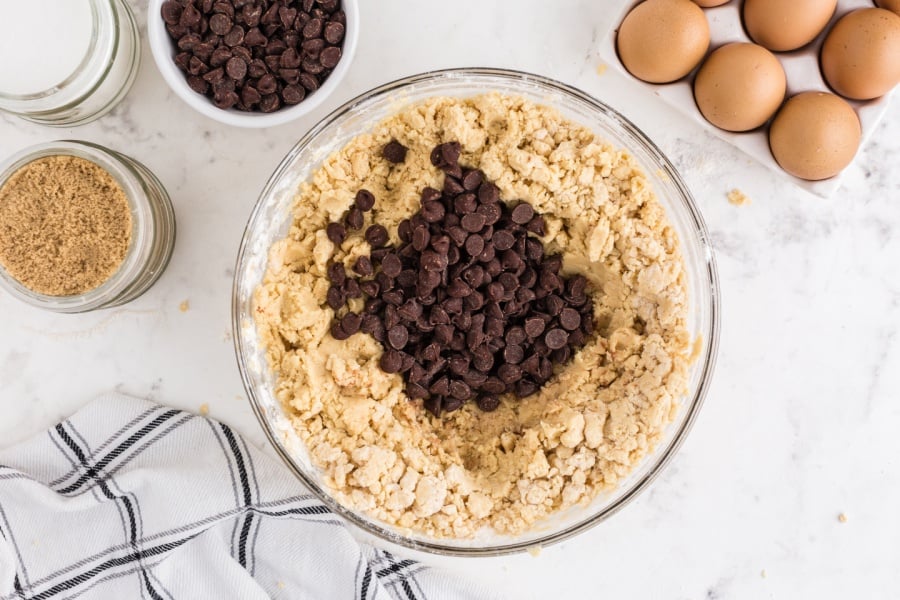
[0,141,176,313]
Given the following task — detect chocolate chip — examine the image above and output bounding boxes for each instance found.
[559,308,581,331]
[225,56,247,79]
[524,316,546,338]
[421,251,447,272]
[341,312,361,335]
[299,72,319,91]
[461,213,486,233]
[280,47,301,69]
[449,380,472,400]
[326,285,344,310]
[214,91,240,109]
[398,299,422,321]
[462,170,484,191]
[301,57,325,74]
[478,202,502,226]
[516,379,538,398]
[302,37,325,55]
[422,201,446,224]
[188,56,209,76]
[324,20,345,44]
[489,230,514,252]
[499,272,519,291]
[353,256,373,277]
[328,262,346,284]
[180,4,202,27]
[359,280,380,298]
[346,207,364,230]
[256,73,277,95]
[343,278,361,299]
[324,223,345,247]
[511,203,534,225]
[365,224,389,248]
[352,189,375,212]
[375,254,400,279]
[476,395,501,412]
[202,67,224,83]
[209,12,233,34]
[279,6,298,28]
[302,17,323,38]
[545,328,569,350]
[504,344,524,364]
[383,140,408,164]
[380,350,403,374]
[388,325,409,350]
[213,2,233,17]
[187,75,209,94]
[478,182,499,204]
[161,1,183,25]
[320,46,342,68]
[282,84,305,104]
[439,142,462,166]
[221,24,244,46]
[259,93,281,113]
[330,320,350,341]
[242,4,262,26]
[443,176,465,195]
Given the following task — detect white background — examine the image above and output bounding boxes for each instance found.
[2,1,899,598]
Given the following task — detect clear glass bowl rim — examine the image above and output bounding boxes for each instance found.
[232,67,721,557]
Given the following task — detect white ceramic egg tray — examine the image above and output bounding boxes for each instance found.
[600,0,894,198]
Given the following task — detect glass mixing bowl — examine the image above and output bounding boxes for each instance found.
[233,68,720,556]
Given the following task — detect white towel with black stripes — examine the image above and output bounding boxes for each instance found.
[0,395,500,600]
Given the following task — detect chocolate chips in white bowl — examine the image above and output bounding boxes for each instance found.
[326,141,595,417]
[160,0,346,113]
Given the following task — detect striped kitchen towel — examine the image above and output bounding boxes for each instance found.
[0,396,499,600]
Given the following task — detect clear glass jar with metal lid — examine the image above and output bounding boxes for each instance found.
[0,0,141,126]
[0,141,176,313]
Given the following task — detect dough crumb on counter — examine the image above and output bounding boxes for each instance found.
[254,94,691,538]
[727,188,751,206]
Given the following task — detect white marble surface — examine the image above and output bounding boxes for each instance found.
[2,1,899,598]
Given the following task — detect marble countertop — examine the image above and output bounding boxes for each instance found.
[2,1,898,598]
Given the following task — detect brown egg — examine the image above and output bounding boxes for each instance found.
[743,0,837,51]
[769,92,861,181]
[876,0,900,15]
[617,0,710,83]
[694,43,786,131]
[693,0,730,6]
[821,8,900,100]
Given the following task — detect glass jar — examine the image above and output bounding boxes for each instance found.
[0,0,141,126]
[0,141,176,313]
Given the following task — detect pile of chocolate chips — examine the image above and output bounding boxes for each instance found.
[326,141,594,417]
[160,0,345,112]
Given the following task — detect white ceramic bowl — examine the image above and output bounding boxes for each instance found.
[147,0,358,128]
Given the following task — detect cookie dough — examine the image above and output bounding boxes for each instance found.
[254,94,691,537]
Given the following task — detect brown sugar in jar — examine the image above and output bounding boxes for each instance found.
[0,141,176,313]
[0,155,133,296]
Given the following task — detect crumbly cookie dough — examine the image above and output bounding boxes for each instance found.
[254,94,691,537]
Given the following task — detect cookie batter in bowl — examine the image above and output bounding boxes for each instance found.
[253,93,691,538]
